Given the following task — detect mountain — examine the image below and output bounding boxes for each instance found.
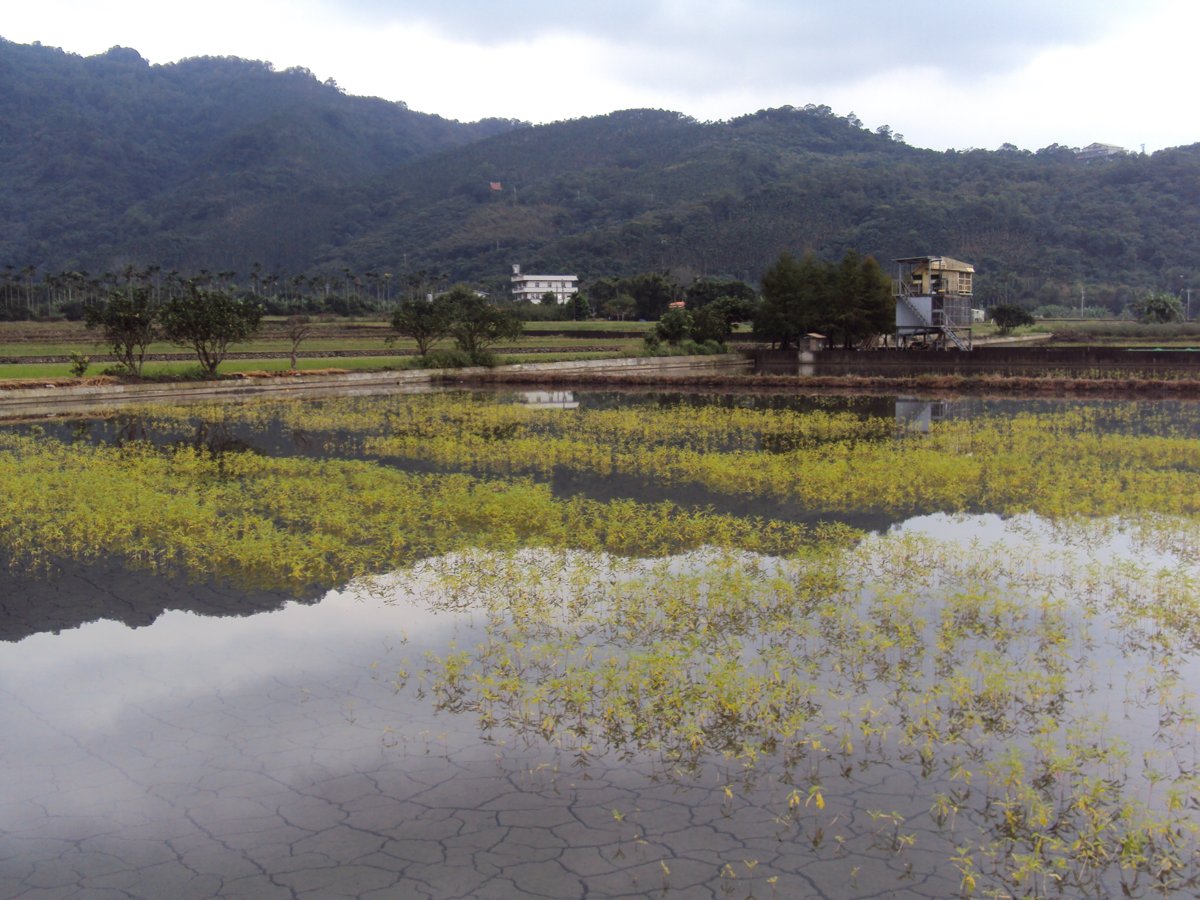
[335,107,1195,307]
[0,39,519,274]
[1,38,1197,308]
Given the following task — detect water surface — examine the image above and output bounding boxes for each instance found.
[2,391,1198,898]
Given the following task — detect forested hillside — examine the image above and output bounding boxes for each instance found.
[2,38,1197,310]
[0,39,519,274]
[340,107,1196,308]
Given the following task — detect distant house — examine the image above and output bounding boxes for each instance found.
[510,264,579,305]
[1076,142,1126,162]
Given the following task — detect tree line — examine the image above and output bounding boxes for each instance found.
[85,282,263,378]
[84,280,529,378]
[0,264,467,322]
[753,251,895,349]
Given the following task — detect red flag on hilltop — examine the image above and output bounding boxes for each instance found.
[489,182,502,191]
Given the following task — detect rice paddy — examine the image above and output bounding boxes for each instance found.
[1,390,1198,897]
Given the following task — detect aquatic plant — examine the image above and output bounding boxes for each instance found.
[402,523,1200,897]
[120,394,1200,519]
[0,430,827,591]
[4,390,1199,896]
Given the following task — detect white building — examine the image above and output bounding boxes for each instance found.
[510,264,578,305]
[1076,142,1125,162]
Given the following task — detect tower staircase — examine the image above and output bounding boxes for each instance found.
[896,289,971,351]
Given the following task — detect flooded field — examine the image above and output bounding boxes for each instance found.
[2,391,1199,898]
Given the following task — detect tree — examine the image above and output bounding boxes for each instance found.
[624,272,678,320]
[389,297,453,356]
[685,278,757,309]
[285,315,313,370]
[587,278,620,308]
[604,293,636,321]
[755,252,829,349]
[83,285,158,376]
[989,303,1036,334]
[654,309,693,344]
[160,286,262,378]
[444,286,523,357]
[691,296,755,343]
[570,292,591,321]
[755,251,893,348]
[1130,292,1184,324]
[827,251,894,348]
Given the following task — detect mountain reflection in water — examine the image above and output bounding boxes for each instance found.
[1,510,1198,898]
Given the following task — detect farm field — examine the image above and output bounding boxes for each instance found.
[0,318,649,380]
[0,317,650,349]
[1,389,1198,898]
[1026,319,1200,347]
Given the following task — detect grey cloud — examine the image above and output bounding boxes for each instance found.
[330,0,1158,94]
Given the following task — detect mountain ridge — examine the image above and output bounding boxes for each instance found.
[1,38,1196,309]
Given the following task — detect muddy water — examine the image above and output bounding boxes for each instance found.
[0,574,957,900]
[2,520,1196,899]
[2,392,1199,898]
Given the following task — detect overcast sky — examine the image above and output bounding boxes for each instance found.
[4,0,1196,152]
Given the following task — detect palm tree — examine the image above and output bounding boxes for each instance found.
[144,265,162,302]
[20,265,37,312]
[2,264,14,313]
[164,270,182,301]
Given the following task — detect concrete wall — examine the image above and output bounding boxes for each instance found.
[461,354,750,378]
[753,347,1200,376]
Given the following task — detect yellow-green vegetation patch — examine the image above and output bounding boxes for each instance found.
[399,520,1200,897]
[0,429,827,592]
[4,390,1199,896]
[127,393,1200,518]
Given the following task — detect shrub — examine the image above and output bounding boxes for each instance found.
[989,303,1036,334]
[1130,292,1185,324]
[655,309,694,344]
[412,348,496,369]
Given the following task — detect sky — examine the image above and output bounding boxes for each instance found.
[3,0,1197,153]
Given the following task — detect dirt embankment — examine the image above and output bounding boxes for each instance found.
[452,369,1200,398]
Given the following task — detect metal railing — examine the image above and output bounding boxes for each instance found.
[896,288,971,351]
